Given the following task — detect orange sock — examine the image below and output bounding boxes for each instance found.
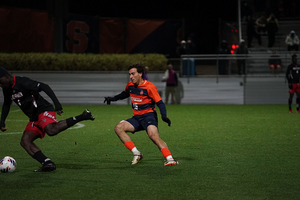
[124,141,135,151]
[161,148,172,158]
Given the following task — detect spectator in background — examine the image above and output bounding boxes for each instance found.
[266,13,279,50]
[175,80,184,104]
[162,63,178,104]
[256,14,267,34]
[235,39,249,75]
[178,38,197,56]
[144,66,149,80]
[247,15,262,47]
[217,40,231,75]
[178,40,187,56]
[268,49,281,74]
[285,30,299,52]
[186,38,197,54]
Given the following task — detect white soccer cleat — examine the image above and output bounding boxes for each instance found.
[164,159,179,166]
[131,154,143,165]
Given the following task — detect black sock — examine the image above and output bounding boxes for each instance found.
[288,99,293,109]
[297,98,300,111]
[66,114,85,127]
[32,151,51,164]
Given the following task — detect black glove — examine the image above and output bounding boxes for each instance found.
[162,116,171,127]
[288,83,293,89]
[104,97,114,105]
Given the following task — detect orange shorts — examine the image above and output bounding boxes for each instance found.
[24,111,57,138]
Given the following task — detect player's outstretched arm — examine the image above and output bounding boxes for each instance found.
[104,91,129,105]
[156,100,171,127]
[103,97,115,105]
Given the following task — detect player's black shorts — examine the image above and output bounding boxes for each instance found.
[126,112,158,133]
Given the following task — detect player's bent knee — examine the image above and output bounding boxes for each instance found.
[20,137,31,149]
[20,139,26,148]
[44,124,59,136]
[114,123,124,134]
[148,132,160,141]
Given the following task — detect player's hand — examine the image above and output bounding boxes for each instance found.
[104,97,114,105]
[162,116,171,127]
[288,83,293,89]
[56,110,63,116]
[0,127,7,132]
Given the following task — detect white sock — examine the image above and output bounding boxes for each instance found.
[131,147,140,155]
[166,155,173,161]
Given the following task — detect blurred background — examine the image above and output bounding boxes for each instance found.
[0,0,300,105]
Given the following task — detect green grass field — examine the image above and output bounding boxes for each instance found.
[1,104,300,200]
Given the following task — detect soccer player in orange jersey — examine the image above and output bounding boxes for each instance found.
[104,63,178,166]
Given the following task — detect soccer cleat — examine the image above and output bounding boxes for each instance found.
[82,109,95,121]
[164,159,179,166]
[289,109,293,113]
[131,154,143,165]
[34,161,56,172]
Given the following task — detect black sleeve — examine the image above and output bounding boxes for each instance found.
[113,91,130,101]
[286,65,291,82]
[1,89,12,127]
[38,82,62,111]
[156,100,167,117]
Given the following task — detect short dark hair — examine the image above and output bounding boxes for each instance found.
[292,54,297,58]
[0,67,10,78]
[128,63,145,78]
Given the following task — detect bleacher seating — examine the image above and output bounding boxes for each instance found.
[241,19,300,74]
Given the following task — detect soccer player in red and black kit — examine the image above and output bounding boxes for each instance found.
[104,63,178,166]
[286,54,300,113]
[0,67,95,172]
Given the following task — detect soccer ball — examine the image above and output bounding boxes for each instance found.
[0,156,17,173]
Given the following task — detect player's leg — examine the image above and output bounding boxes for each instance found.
[20,131,41,156]
[45,109,94,136]
[289,94,293,112]
[21,125,56,172]
[114,119,143,164]
[146,125,178,166]
[295,92,300,112]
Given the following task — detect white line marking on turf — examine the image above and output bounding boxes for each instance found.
[10,110,21,113]
[6,119,28,121]
[69,123,85,129]
[0,122,85,135]
[0,132,23,135]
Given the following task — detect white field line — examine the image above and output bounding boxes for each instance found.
[0,121,85,136]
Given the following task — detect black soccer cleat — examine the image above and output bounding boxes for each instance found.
[82,109,95,121]
[34,161,56,172]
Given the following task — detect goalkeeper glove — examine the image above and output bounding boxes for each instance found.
[289,83,293,89]
[162,116,171,127]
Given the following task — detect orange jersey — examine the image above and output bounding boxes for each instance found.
[125,80,162,116]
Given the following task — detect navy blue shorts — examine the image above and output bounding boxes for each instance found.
[126,112,158,133]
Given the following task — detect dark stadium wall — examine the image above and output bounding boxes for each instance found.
[0,7,183,56]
